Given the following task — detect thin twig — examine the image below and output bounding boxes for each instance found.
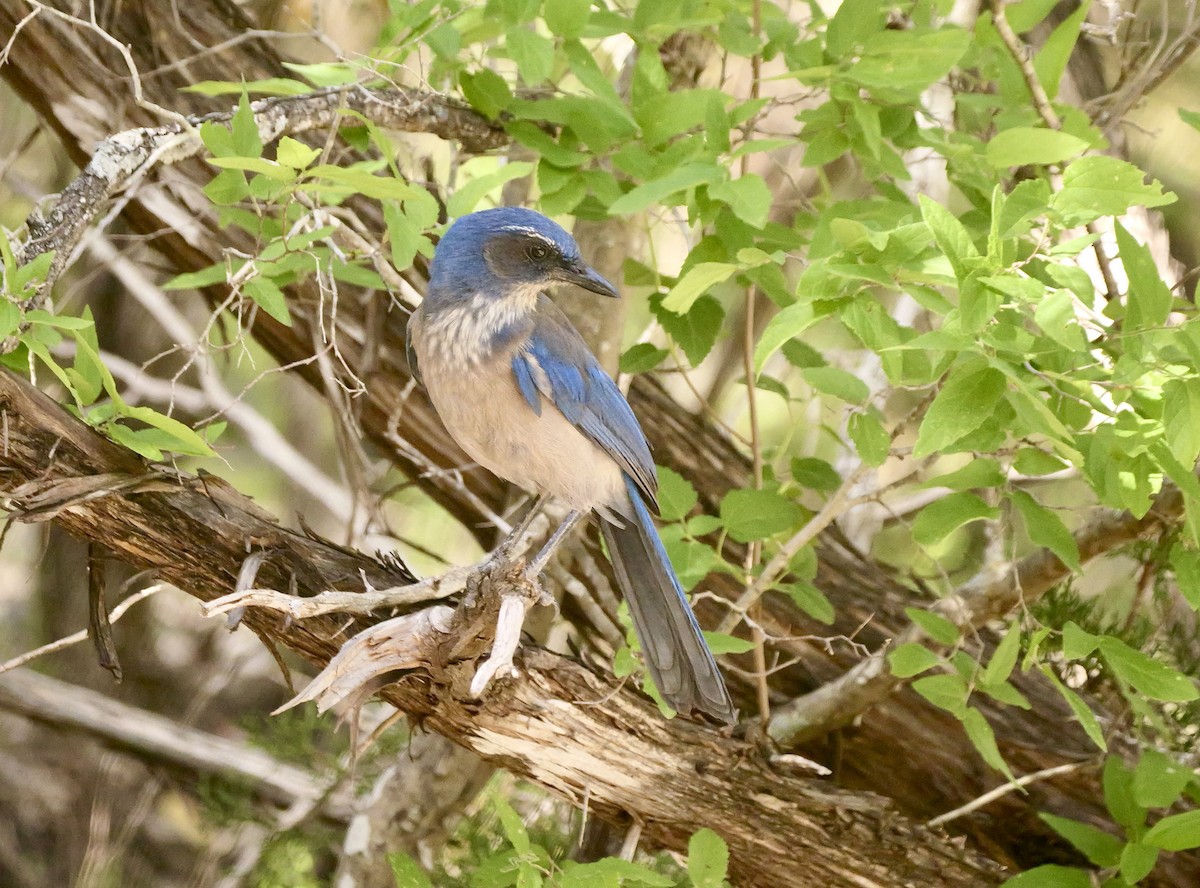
[0,584,162,674]
[928,761,1094,827]
[990,0,1121,301]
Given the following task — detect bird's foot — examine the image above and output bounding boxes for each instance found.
[467,559,543,698]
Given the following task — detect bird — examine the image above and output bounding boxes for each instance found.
[405,206,736,724]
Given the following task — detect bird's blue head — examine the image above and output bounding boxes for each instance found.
[427,207,617,306]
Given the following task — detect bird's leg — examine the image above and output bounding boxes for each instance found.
[472,509,584,695]
[492,493,551,564]
[525,509,586,580]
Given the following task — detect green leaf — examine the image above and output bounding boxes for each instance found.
[493,796,531,855]
[231,92,262,158]
[121,406,216,457]
[719,488,805,543]
[612,645,638,679]
[999,866,1091,888]
[687,828,729,888]
[204,169,251,204]
[889,643,942,678]
[1038,813,1122,867]
[1009,489,1081,572]
[982,626,1022,687]
[209,155,296,181]
[608,163,725,216]
[847,28,971,98]
[754,302,818,372]
[911,491,999,546]
[276,136,321,170]
[1133,749,1195,809]
[1105,756,1148,830]
[1014,448,1068,476]
[825,0,885,57]
[1115,219,1172,330]
[543,0,592,37]
[24,310,99,331]
[1033,289,1089,351]
[708,174,772,228]
[1098,636,1199,702]
[103,423,163,461]
[660,263,737,313]
[460,69,513,119]
[619,343,668,374]
[962,707,1015,779]
[10,249,54,295]
[1062,621,1100,659]
[1144,809,1200,851]
[905,607,960,646]
[802,366,870,403]
[848,411,891,466]
[654,293,725,365]
[388,852,433,888]
[701,631,756,655]
[920,194,980,282]
[282,61,360,87]
[447,161,535,217]
[184,78,311,97]
[0,301,20,340]
[1171,544,1200,610]
[558,858,674,887]
[244,276,292,326]
[1034,0,1091,100]
[912,672,968,716]
[986,128,1089,168]
[913,363,1007,457]
[916,458,1006,491]
[777,581,834,624]
[1164,378,1200,467]
[1052,156,1175,226]
[657,466,698,522]
[1042,668,1107,752]
[163,263,232,291]
[507,27,555,84]
[1119,841,1160,884]
[791,457,842,492]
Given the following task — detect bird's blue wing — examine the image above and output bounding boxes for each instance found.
[511,297,658,509]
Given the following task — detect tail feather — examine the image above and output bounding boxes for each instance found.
[600,478,736,724]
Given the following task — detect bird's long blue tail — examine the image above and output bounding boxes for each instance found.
[599,477,736,723]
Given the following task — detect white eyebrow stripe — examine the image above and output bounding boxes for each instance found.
[496,225,559,247]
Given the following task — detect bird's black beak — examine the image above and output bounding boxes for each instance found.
[559,261,619,298]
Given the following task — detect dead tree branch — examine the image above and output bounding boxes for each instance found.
[0,667,354,822]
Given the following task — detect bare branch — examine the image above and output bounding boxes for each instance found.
[9,84,506,317]
[0,667,353,822]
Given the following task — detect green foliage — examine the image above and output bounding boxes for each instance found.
[393,785,725,887]
[11,2,1200,881]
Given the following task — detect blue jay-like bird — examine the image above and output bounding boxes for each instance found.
[406,207,736,724]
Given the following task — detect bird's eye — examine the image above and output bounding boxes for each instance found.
[528,244,549,261]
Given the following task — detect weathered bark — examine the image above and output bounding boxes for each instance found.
[0,367,1003,887]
